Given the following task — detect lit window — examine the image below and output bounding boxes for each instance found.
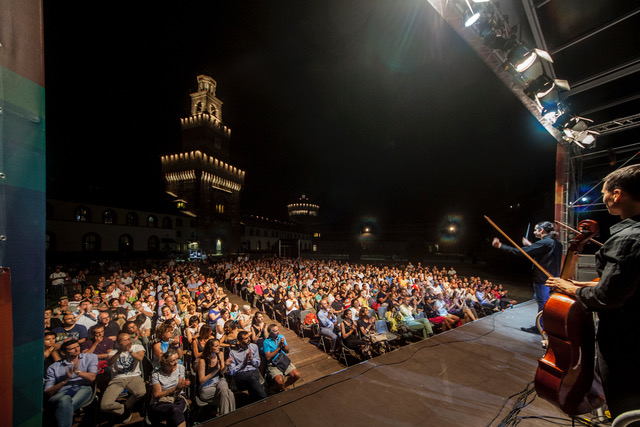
[75,206,91,222]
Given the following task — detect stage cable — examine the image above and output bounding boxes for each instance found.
[486,380,610,427]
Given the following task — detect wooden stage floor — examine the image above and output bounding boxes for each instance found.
[204,300,577,427]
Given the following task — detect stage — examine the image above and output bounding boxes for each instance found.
[208,301,574,426]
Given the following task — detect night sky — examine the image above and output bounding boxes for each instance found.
[44,1,560,251]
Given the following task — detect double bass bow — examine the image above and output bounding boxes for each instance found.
[534,219,603,415]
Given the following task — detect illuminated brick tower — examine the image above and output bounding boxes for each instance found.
[161,75,245,254]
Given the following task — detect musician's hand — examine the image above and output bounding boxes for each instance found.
[491,238,502,249]
[522,237,532,246]
[545,277,578,297]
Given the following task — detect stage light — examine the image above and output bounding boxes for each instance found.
[462,0,480,27]
[524,75,555,100]
[464,9,480,27]
[556,115,598,149]
[504,43,552,73]
[541,102,561,122]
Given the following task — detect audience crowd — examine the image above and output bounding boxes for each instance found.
[44,257,516,426]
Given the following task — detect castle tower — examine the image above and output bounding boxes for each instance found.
[287,195,319,225]
[161,75,244,254]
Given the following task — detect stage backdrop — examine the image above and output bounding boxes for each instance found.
[0,1,46,426]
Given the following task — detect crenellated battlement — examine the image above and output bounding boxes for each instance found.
[181,113,231,136]
[161,150,244,178]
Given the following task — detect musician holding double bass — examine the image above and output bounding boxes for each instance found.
[546,164,640,423]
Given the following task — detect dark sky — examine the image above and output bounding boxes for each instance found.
[45,1,559,247]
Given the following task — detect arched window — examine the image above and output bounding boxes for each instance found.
[148,236,160,252]
[82,233,100,252]
[126,212,138,226]
[119,234,133,253]
[103,209,117,224]
[176,218,183,227]
[75,206,91,222]
[147,215,157,228]
[257,240,261,251]
[190,220,196,228]
[162,217,172,229]
[246,241,251,250]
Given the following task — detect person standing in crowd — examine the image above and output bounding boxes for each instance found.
[492,221,563,333]
[546,164,640,423]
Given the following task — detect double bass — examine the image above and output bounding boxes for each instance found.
[534,219,603,415]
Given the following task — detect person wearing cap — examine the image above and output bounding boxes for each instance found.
[57,296,70,315]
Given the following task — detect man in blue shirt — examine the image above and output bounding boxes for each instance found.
[263,324,301,391]
[227,330,266,402]
[317,299,338,353]
[44,339,98,427]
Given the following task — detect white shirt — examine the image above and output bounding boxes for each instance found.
[108,344,144,378]
[75,309,100,329]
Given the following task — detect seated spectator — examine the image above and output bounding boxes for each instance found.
[285,291,301,330]
[153,324,183,366]
[192,325,213,361]
[450,290,477,322]
[100,332,146,423]
[215,309,230,340]
[44,331,61,373]
[398,297,434,338]
[432,294,460,331]
[207,299,224,327]
[182,304,201,326]
[45,308,62,331]
[68,293,83,312]
[44,339,98,427]
[357,308,390,355]
[229,303,240,321]
[220,320,241,351]
[226,331,266,402]
[299,289,315,312]
[183,315,202,344]
[250,312,268,345]
[340,310,371,359]
[197,339,235,415]
[127,299,154,320]
[74,300,99,330]
[149,350,190,427]
[317,299,338,354]
[81,324,115,379]
[263,324,301,391]
[235,305,253,332]
[52,312,88,348]
[122,321,144,346]
[97,311,120,342]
